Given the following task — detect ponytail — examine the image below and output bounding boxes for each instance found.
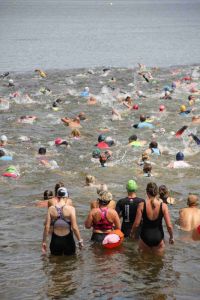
[146,182,158,209]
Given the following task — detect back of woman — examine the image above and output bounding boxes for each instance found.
[140,200,164,247]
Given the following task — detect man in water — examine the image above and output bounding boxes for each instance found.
[178,195,200,231]
[116,180,145,237]
[167,152,190,168]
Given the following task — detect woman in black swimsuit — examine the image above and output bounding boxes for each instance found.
[131,182,174,254]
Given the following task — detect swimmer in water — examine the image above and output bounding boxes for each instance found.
[17,115,37,124]
[131,182,174,255]
[178,195,200,232]
[85,175,97,187]
[61,116,82,128]
[111,108,122,121]
[35,190,54,208]
[144,141,161,156]
[87,96,97,105]
[133,115,154,129]
[99,150,112,167]
[138,152,151,166]
[70,129,81,139]
[128,134,146,147]
[159,185,175,205]
[167,152,190,168]
[0,135,8,147]
[123,96,133,109]
[96,134,110,149]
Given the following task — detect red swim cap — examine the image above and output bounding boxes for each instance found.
[55,138,63,145]
[132,104,139,110]
[159,105,165,111]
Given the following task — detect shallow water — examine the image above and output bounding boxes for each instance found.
[0,65,200,299]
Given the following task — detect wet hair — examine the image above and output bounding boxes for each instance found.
[140,115,146,122]
[54,181,65,196]
[71,129,81,137]
[43,190,53,200]
[159,185,169,201]
[146,182,158,209]
[142,152,149,161]
[0,149,5,157]
[85,175,95,185]
[143,163,152,176]
[188,95,195,101]
[149,141,158,149]
[187,194,198,207]
[52,101,58,107]
[129,134,137,142]
[38,147,46,155]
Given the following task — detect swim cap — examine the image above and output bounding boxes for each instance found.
[176,152,184,161]
[98,134,106,142]
[137,90,143,96]
[92,149,101,158]
[84,87,89,92]
[159,105,165,112]
[164,86,171,92]
[55,138,63,145]
[133,104,139,110]
[180,105,186,112]
[6,165,17,173]
[0,135,7,142]
[57,187,68,198]
[126,180,138,192]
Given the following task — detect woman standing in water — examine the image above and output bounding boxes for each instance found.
[131,182,174,254]
[85,191,120,243]
[42,187,83,255]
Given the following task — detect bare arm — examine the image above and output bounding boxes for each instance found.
[85,211,94,229]
[112,211,121,229]
[70,208,83,248]
[42,209,51,253]
[130,202,144,237]
[163,203,174,244]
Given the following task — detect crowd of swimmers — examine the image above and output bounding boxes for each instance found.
[40,178,200,256]
[1,65,200,257]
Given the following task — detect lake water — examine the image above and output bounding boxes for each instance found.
[0,0,200,71]
[0,1,200,300]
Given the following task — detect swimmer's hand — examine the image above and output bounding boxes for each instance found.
[42,242,47,254]
[78,239,84,249]
[169,237,174,245]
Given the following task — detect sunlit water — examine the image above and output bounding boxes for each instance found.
[0,65,200,299]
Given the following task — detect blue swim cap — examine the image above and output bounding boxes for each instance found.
[176,152,184,161]
[98,134,106,142]
[164,86,171,92]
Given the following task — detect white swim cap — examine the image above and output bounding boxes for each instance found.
[57,187,69,197]
[84,87,89,92]
[0,135,8,142]
[9,79,14,84]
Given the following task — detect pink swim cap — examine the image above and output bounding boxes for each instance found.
[132,104,139,110]
[159,105,165,112]
[55,138,63,145]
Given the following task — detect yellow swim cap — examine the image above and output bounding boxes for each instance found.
[180,105,186,112]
